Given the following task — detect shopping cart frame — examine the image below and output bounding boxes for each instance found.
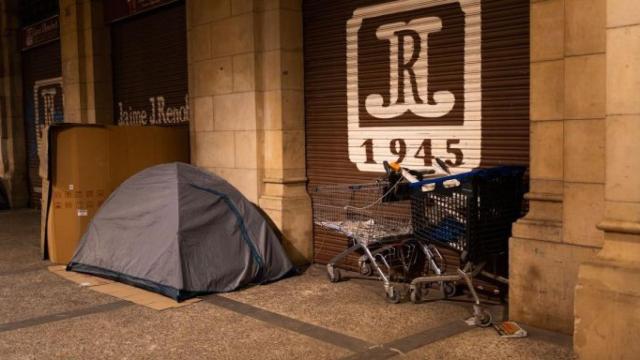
[407,166,526,326]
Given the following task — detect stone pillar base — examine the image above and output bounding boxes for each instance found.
[259,179,313,266]
[575,260,640,359]
[574,228,640,358]
[509,218,599,334]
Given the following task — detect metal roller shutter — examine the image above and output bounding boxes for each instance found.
[110,1,188,126]
[303,0,529,269]
[22,22,63,208]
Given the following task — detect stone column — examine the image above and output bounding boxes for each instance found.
[59,0,112,124]
[188,0,262,202]
[255,1,312,265]
[0,0,29,208]
[187,0,312,264]
[574,1,640,357]
[509,0,603,334]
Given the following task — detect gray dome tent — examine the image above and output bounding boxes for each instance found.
[67,162,294,301]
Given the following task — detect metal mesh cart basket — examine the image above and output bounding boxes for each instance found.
[311,180,418,302]
[408,166,527,326]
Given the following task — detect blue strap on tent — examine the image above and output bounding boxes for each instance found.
[408,165,526,190]
[189,184,265,272]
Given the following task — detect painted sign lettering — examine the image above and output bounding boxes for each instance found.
[347,0,481,173]
[118,94,189,125]
[21,16,60,50]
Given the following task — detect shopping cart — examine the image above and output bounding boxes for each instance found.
[312,180,413,302]
[312,160,451,303]
[407,166,526,326]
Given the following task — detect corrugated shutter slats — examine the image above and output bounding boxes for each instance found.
[304,0,529,269]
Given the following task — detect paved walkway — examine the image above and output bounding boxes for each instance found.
[0,209,575,359]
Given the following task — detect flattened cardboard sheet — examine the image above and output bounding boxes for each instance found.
[49,265,200,310]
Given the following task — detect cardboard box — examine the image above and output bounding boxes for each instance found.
[43,124,189,264]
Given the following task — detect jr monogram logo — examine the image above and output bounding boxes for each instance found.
[365,17,455,119]
[347,0,481,173]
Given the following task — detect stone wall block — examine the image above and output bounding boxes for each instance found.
[282,129,305,169]
[213,92,257,131]
[605,115,640,202]
[604,201,640,224]
[531,60,564,121]
[193,96,214,132]
[60,0,79,33]
[564,119,605,183]
[531,0,565,62]
[232,53,256,92]
[256,10,280,52]
[211,14,255,57]
[281,50,303,90]
[263,90,283,130]
[281,90,305,130]
[607,0,640,28]
[607,25,640,114]
[234,131,259,169]
[280,9,303,50]
[194,57,233,96]
[62,58,81,85]
[564,54,605,120]
[63,83,82,116]
[565,0,606,56]
[216,167,259,202]
[262,90,305,131]
[530,178,564,195]
[264,130,284,168]
[530,121,564,180]
[194,131,235,168]
[563,182,605,247]
[526,198,564,223]
[61,31,81,61]
[190,0,231,26]
[190,24,211,62]
[259,51,282,91]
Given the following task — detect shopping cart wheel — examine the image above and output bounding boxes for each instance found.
[359,261,373,277]
[475,309,493,327]
[386,286,401,304]
[410,286,424,304]
[327,266,342,283]
[442,282,457,298]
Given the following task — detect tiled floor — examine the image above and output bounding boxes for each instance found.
[0,209,575,359]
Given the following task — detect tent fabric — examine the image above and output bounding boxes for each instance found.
[67,162,294,301]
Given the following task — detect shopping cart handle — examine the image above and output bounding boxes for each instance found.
[408,165,527,190]
[411,169,436,176]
